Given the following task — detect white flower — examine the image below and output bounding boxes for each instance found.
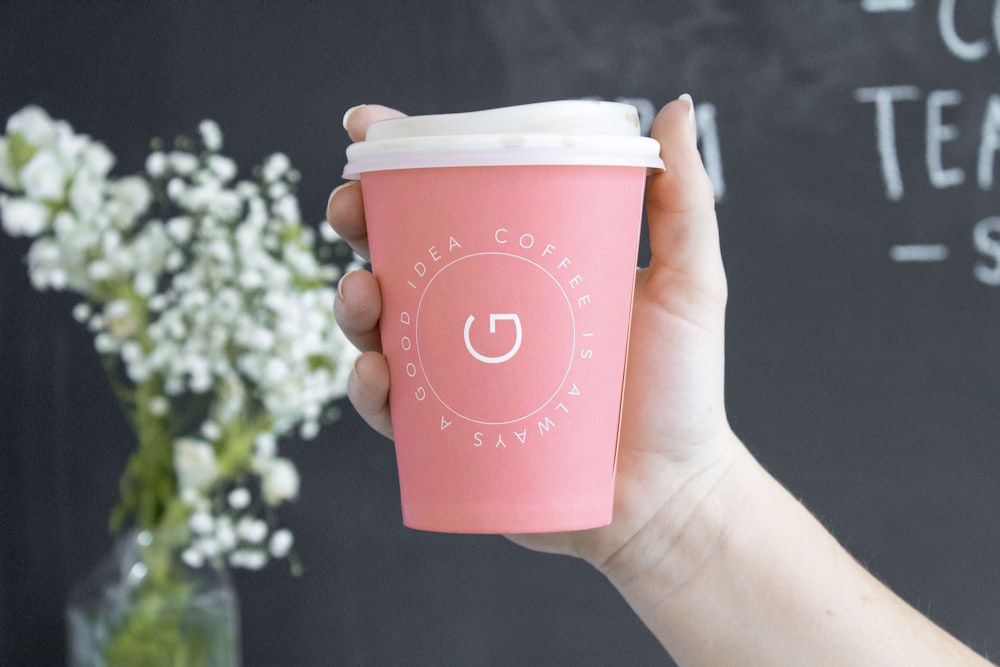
[104,299,137,338]
[1,196,49,237]
[181,547,205,569]
[237,516,268,544]
[229,549,267,570]
[6,105,58,147]
[173,437,218,491]
[108,175,151,221]
[145,151,167,178]
[227,487,251,510]
[299,419,320,440]
[19,150,66,202]
[214,515,237,551]
[148,395,169,416]
[133,271,156,297]
[67,168,104,222]
[72,302,92,323]
[80,142,114,179]
[261,153,290,183]
[269,529,293,558]
[271,194,299,222]
[195,536,220,558]
[260,457,299,506]
[199,120,223,152]
[200,420,222,441]
[1,108,361,575]
[190,510,215,535]
[169,151,199,176]
[254,433,277,459]
[207,154,236,182]
[26,238,68,290]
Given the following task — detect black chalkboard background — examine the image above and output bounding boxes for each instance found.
[2,2,998,665]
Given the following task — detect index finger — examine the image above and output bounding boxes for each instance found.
[342,104,407,142]
[326,105,407,259]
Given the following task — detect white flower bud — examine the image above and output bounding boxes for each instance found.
[190,510,215,536]
[207,154,236,182]
[198,120,223,152]
[268,529,293,559]
[262,153,290,183]
[227,487,251,510]
[0,197,49,237]
[148,395,169,416]
[72,302,92,323]
[229,549,267,571]
[261,457,299,506]
[169,151,198,175]
[145,151,167,178]
[214,516,237,551]
[181,548,205,569]
[237,516,268,544]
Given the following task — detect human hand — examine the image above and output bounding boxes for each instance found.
[327,98,739,576]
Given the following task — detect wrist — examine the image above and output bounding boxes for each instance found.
[593,428,749,595]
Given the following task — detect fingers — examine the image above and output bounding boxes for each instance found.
[335,268,383,353]
[348,351,394,439]
[326,105,407,260]
[342,104,406,142]
[330,104,406,441]
[326,181,370,260]
[642,95,727,322]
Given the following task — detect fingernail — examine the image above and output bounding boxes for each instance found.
[342,104,366,131]
[677,93,696,138]
[327,182,351,211]
[337,270,351,301]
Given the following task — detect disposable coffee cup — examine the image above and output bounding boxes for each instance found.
[343,101,664,533]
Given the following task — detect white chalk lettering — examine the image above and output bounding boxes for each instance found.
[855,85,922,201]
[973,216,1000,285]
[938,0,992,61]
[926,89,965,189]
[979,94,1000,190]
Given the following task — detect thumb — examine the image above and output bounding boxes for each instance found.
[642,95,727,323]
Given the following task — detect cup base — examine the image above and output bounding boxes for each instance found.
[402,500,613,534]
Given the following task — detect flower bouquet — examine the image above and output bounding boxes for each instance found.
[0,106,359,665]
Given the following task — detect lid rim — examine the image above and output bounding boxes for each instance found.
[343,135,664,179]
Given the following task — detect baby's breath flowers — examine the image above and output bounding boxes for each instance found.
[1,106,360,573]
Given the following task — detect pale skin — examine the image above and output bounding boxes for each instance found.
[327,97,993,666]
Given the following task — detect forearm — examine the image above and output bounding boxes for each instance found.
[599,434,991,667]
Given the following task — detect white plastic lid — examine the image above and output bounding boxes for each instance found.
[342,100,664,179]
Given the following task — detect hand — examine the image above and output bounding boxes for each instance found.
[327,98,739,575]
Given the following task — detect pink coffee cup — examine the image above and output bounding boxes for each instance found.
[343,101,664,533]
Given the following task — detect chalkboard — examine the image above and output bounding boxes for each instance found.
[1,2,997,665]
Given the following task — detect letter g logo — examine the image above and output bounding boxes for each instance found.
[463,313,522,364]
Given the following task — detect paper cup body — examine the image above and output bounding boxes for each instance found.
[344,102,663,533]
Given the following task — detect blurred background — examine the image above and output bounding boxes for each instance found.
[2,2,998,665]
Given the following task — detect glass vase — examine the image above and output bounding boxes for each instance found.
[66,528,241,667]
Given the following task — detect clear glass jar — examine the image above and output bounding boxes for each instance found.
[66,528,241,667]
